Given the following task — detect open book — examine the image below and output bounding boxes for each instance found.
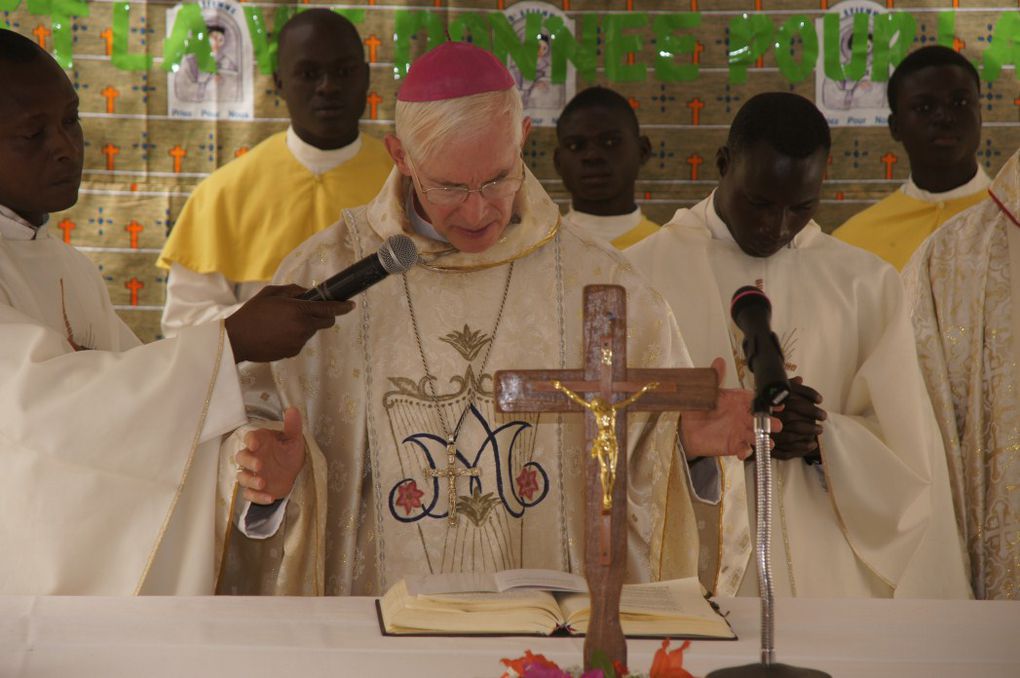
[378,569,735,639]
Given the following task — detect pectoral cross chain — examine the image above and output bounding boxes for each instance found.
[429,437,480,526]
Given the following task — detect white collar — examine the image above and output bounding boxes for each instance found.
[565,205,642,243]
[405,183,449,243]
[901,165,991,203]
[285,126,362,176]
[704,191,736,243]
[0,205,48,241]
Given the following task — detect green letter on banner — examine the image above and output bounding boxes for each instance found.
[392,10,447,79]
[728,13,773,84]
[20,0,89,68]
[243,5,300,75]
[490,12,540,82]
[449,12,492,51]
[936,11,956,49]
[823,12,869,82]
[604,12,647,83]
[773,15,817,84]
[111,2,152,71]
[872,12,915,82]
[653,13,701,83]
[980,11,1020,82]
[163,3,215,73]
[544,14,598,84]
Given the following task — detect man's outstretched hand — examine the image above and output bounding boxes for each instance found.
[679,357,781,460]
[225,284,354,363]
[235,407,306,505]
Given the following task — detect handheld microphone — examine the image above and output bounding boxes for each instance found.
[298,234,419,301]
[730,286,791,412]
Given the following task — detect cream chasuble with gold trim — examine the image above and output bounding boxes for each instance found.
[627,193,971,599]
[904,150,1020,600]
[0,210,246,594]
[221,168,700,596]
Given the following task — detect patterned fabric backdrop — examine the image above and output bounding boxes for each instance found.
[3,0,1018,341]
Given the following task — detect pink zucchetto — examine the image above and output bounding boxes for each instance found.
[397,41,515,102]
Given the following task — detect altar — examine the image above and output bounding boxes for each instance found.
[1,595,1017,677]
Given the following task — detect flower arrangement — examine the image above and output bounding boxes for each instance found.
[500,639,697,678]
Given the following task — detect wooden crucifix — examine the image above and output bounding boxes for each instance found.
[495,285,718,670]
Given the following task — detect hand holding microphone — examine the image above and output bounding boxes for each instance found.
[730,286,824,461]
[227,235,419,363]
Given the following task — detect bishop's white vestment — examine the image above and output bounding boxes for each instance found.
[903,150,1020,600]
[626,194,971,599]
[0,207,246,594]
[218,168,702,596]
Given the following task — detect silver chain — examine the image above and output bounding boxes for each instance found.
[402,262,516,445]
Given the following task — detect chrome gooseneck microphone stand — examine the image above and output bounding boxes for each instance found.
[707,401,830,678]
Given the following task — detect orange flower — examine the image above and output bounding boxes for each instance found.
[500,650,570,678]
[649,639,694,678]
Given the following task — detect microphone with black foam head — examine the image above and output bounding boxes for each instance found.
[298,234,419,301]
[730,286,791,413]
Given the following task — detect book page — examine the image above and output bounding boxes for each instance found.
[557,578,734,639]
[404,569,587,596]
[494,569,588,593]
[381,580,565,635]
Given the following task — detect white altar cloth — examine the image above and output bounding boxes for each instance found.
[1,595,1016,677]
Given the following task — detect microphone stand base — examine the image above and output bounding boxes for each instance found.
[707,663,831,677]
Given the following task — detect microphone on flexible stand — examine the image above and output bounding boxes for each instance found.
[707,287,828,678]
[298,234,419,301]
[730,286,791,413]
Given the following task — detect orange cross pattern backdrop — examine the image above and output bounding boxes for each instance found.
[3,0,1018,341]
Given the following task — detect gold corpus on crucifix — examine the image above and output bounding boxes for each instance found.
[495,285,719,672]
[551,380,660,512]
[429,438,481,527]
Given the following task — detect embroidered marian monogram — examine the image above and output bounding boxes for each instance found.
[388,403,549,524]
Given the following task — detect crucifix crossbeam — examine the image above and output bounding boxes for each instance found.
[495,285,718,670]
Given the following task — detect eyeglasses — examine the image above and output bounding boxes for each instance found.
[406,155,525,207]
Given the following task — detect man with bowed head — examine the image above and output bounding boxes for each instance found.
[0,29,351,594]
[627,92,970,599]
[223,41,768,596]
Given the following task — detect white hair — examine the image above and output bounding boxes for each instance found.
[395,87,524,164]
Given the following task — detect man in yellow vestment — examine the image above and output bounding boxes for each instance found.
[0,31,351,594]
[903,149,1020,600]
[157,10,391,335]
[833,46,988,270]
[628,93,970,599]
[221,43,768,597]
[554,87,659,249]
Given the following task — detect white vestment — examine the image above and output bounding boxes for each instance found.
[626,194,971,599]
[0,208,246,594]
[219,168,702,596]
[903,150,1020,599]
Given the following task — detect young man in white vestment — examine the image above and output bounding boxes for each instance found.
[903,149,1020,600]
[0,30,351,595]
[221,42,768,596]
[626,92,971,599]
[157,10,391,336]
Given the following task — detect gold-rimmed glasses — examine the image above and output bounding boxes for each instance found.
[405,154,525,207]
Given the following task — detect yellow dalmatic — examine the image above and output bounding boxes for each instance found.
[564,207,659,250]
[834,176,989,270]
[158,131,392,283]
[903,150,1020,600]
[218,168,701,596]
